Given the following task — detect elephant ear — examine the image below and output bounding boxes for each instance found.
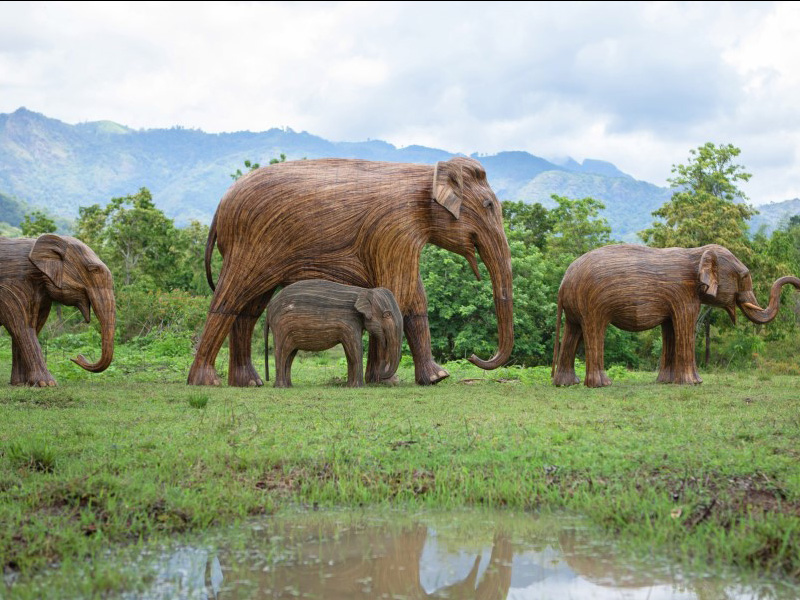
[29,234,67,289]
[698,248,719,298]
[355,290,373,321]
[432,161,463,219]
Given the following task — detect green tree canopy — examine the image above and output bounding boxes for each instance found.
[20,210,56,237]
[75,188,183,288]
[547,194,613,256]
[639,142,757,259]
[501,200,553,251]
[230,154,287,181]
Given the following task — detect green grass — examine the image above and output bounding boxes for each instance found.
[1,345,800,598]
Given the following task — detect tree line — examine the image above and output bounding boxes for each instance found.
[17,143,800,372]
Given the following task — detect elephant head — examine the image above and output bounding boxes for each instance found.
[29,234,116,372]
[428,157,514,370]
[355,287,403,378]
[698,244,800,324]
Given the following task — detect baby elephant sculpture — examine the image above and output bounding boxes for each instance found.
[266,280,403,388]
[552,243,800,387]
[0,234,116,386]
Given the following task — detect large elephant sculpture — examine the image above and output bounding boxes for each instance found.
[552,243,800,387]
[187,156,514,387]
[266,280,403,388]
[0,234,115,386]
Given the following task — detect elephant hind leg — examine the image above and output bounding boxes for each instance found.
[188,309,238,386]
[228,293,272,387]
[274,347,298,388]
[657,320,677,383]
[553,320,582,386]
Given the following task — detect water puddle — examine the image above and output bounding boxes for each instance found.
[35,507,800,599]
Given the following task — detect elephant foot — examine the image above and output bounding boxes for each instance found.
[228,363,264,387]
[671,371,703,385]
[656,369,674,383]
[14,380,57,387]
[13,369,57,387]
[379,374,400,386]
[187,364,222,386]
[553,369,580,387]
[584,371,612,388]
[657,366,702,384]
[414,360,449,386]
[365,370,400,386]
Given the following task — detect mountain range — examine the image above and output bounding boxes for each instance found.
[1,107,797,242]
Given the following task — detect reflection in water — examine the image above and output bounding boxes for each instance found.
[127,508,797,600]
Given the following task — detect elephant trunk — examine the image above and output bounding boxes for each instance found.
[738,276,800,324]
[468,240,514,370]
[71,287,116,372]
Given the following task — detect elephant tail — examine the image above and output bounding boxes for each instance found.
[205,210,218,291]
[551,294,563,378]
[264,312,270,382]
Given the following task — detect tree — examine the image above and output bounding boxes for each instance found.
[639,143,756,259]
[75,188,181,288]
[639,143,758,365]
[230,154,287,181]
[19,210,56,237]
[546,194,614,260]
[74,204,108,251]
[501,200,553,251]
[230,159,260,181]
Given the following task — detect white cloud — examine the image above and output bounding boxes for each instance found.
[1,1,799,203]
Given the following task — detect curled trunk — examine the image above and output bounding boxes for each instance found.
[738,276,800,324]
[71,288,115,372]
[467,242,514,370]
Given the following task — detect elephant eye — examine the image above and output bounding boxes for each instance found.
[383,311,393,319]
[483,199,494,209]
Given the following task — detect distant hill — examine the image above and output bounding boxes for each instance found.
[0,190,30,228]
[0,107,796,242]
[749,198,800,236]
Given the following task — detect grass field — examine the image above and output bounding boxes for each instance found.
[1,346,799,597]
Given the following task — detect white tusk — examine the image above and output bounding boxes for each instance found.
[741,302,764,311]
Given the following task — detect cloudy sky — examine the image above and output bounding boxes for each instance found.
[1,1,799,204]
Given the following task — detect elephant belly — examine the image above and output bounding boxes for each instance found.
[609,301,667,332]
[287,336,341,352]
[281,325,352,353]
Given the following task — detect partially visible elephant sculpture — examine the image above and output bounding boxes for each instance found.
[187,156,514,387]
[552,243,800,387]
[266,280,403,388]
[0,234,116,386]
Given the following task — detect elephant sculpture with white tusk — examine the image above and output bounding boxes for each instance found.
[552,243,800,387]
[188,157,514,388]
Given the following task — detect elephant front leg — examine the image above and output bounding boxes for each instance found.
[553,320,582,386]
[583,321,612,388]
[669,311,702,385]
[404,313,448,385]
[8,327,56,387]
[342,335,365,388]
[228,294,270,387]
